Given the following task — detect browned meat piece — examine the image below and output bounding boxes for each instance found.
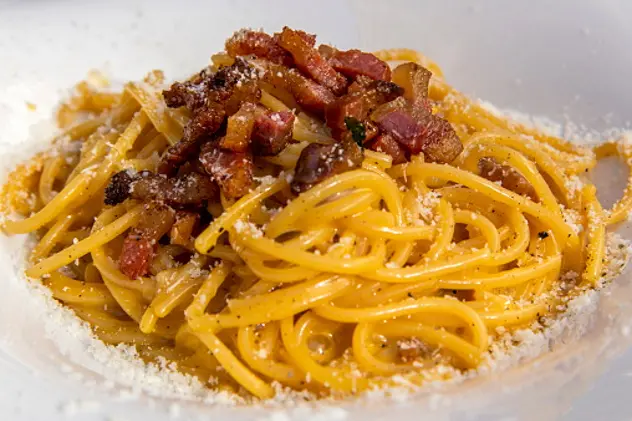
[131,171,219,207]
[329,49,392,81]
[158,103,226,175]
[162,81,191,109]
[454,289,476,301]
[283,28,316,47]
[201,58,261,110]
[157,139,197,176]
[392,63,433,119]
[374,110,462,163]
[417,114,463,164]
[317,44,336,60]
[392,62,431,104]
[163,68,214,110]
[375,110,421,150]
[251,110,295,155]
[254,60,335,116]
[104,170,219,207]
[275,27,347,95]
[119,202,175,279]
[339,115,379,146]
[369,96,408,121]
[220,102,257,152]
[182,103,225,143]
[347,75,374,94]
[163,58,252,112]
[362,121,380,144]
[225,29,293,65]
[223,80,261,116]
[371,81,406,104]
[478,157,537,200]
[104,170,135,206]
[205,58,254,100]
[170,210,200,248]
[367,133,407,165]
[199,141,254,199]
[291,139,363,193]
[325,93,366,134]
[325,80,403,138]
[175,158,208,177]
[159,59,260,175]
[286,70,336,116]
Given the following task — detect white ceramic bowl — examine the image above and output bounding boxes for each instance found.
[2,1,632,420]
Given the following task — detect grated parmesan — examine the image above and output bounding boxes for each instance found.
[2,86,632,419]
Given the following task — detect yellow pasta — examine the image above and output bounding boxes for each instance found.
[2,32,631,403]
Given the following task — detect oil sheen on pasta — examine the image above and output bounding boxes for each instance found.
[2,29,632,401]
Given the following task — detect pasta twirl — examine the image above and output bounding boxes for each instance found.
[2,28,631,402]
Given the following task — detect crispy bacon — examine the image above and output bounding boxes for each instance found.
[325,80,403,137]
[392,63,433,119]
[367,133,407,165]
[392,62,431,104]
[362,121,380,144]
[182,105,226,145]
[286,71,336,116]
[182,104,226,142]
[292,140,363,193]
[347,75,374,94]
[374,110,462,163]
[175,158,208,177]
[163,68,213,110]
[170,210,200,248]
[131,171,219,206]
[119,202,175,279]
[158,104,225,175]
[162,81,194,109]
[104,170,218,207]
[416,114,463,164]
[478,157,537,200]
[220,102,257,152]
[223,80,261,116]
[225,29,293,65]
[453,289,476,301]
[369,96,408,121]
[283,29,316,47]
[112,28,465,225]
[325,93,365,134]
[252,110,295,155]
[104,170,135,206]
[329,49,392,81]
[199,141,254,199]
[275,27,347,95]
[317,44,336,60]
[160,59,258,175]
[375,110,421,148]
[255,60,335,115]
[164,59,252,112]
[206,58,255,101]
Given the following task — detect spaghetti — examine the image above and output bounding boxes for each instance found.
[2,27,631,401]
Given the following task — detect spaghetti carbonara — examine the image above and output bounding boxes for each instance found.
[2,27,632,400]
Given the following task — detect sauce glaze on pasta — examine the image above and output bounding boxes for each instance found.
[2,29,632,400]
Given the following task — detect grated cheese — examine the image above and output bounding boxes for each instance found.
[416,191,441,221]
[560,205,584,234]
[2,88,632,418]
